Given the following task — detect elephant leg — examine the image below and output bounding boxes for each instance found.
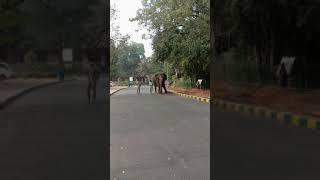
[163,84,167,93]
[154,85,157,93]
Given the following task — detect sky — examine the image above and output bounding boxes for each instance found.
[111,0,153,57]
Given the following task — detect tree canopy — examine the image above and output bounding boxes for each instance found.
[212,0,320,88]
[131,0,210,83]
[0,0,106,66]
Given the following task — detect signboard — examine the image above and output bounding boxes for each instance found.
[276,56,295,76]
[129,77,133,82]
[62,48,73,62]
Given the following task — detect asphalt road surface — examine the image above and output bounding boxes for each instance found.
[214,109,320,180]
[0,79,107,180]
[110,86,210,180]
[2,79,320,180]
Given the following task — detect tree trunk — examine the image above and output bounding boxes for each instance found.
[269,29,275,75]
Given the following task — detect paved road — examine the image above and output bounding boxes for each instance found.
[214,109,320,180]
[3,78,319,180]
[110,86,210,179]
[110,86,127,95]
[0,79,107,180]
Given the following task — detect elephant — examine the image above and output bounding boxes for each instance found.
[152,73,167,94]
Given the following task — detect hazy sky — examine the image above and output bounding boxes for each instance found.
[111,0,153,57]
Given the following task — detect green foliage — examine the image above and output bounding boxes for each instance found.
[0,0,26,46]
[0,0,106,66]
[11,63,57,78]
[21,0,105,48]
[213,0,320,88]
[175,76,193,89]
[131,0,210,84]
[110,27,147,80]
[116,41,145,78]
[11,62,87,78]
[163,62,175,81]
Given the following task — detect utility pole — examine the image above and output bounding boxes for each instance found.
[166,62,169,77]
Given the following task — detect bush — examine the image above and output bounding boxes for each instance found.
[11,63,57,78]
[114,81,129,86]
[175,76,193,89]
[11,62,88,78]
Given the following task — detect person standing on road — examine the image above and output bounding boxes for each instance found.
[137,79,142,94]
[87,61,101,104]
[149,79,153,93]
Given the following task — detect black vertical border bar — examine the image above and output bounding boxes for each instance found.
[106,0,111,179]
[210,0,215,179]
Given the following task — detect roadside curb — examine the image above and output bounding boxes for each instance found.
[169,88,320,131]
[110,87,127,96]
[213,99,320,130]
[0,79,75,110]
[168,90,210,103]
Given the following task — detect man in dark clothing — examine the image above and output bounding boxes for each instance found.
[137,80,142,94]
[87,61,101,104]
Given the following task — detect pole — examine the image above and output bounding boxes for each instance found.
[166,62,169,77]
[166,62,169,86]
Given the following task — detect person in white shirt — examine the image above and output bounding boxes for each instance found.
[149,80,153,93]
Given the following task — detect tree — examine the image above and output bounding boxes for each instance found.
[20,0,105,69]
[117,42,145,79]
[0,0,26,62]
[131,0,210,84]
[212,0,320,87]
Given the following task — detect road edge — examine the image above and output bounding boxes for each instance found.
[213,98,320,130]
[110,87,127,96]
[168,90,210,103]
[169,89,320,131]
[0,79,75,109]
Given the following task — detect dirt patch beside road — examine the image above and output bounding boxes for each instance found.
[168,86,210,99]
[213,80,320,117]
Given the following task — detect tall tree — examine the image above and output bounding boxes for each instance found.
[0,0,26,62]
[213,0,320,86]
[20,0,105,68]
[131,0,210,83]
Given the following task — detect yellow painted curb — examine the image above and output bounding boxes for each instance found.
[279,112,286,122]
[307,118,317,129]
[110,87,127,96]
[169,90,210,103]
[292,115,300,127]
[213,98,320,131]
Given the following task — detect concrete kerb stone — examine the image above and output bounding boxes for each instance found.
[168,90,210,103]
[110,87,127,96]
[213,98,320,131]
[170,89,320,131]
[0,79,75,109]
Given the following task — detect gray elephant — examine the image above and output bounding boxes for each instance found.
[152,73,167,94]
